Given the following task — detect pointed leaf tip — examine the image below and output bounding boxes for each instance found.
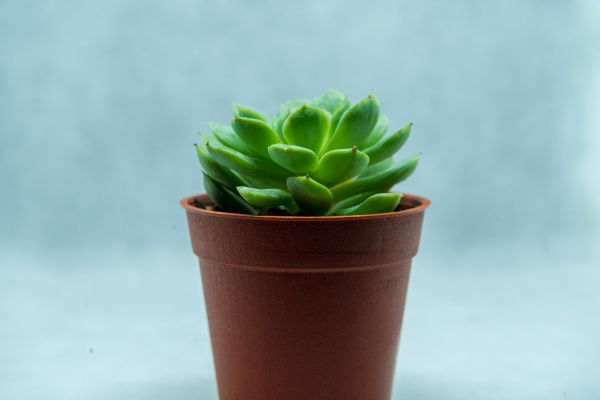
[234,104,269,123]
[287,176,333,215]
[313,147,369,187]
[236,186,293,210]
[337,193,402,216]
[268,144,318,175]
[327,95,380,150]
[330,153,420,201]
[363,122,413,165]
[231,116,280,157]
[282,105,331,154]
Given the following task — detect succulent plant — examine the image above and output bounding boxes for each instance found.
[195,89,420,216]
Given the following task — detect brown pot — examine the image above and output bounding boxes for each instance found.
[181,193,430,400]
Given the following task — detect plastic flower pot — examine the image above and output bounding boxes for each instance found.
[181,192,430,400]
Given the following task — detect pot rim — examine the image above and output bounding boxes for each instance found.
[181,192,430,222]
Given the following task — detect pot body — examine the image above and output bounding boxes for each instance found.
[182,194,430,400]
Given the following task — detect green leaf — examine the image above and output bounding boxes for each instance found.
[287,175,334,215]
[282,104,331,154]
[206,141,287,179]
[313,147,370,187]
[359,158,393,177]
[203,173,257,215]
[231,116,280,157]
[268,144,319,174]
[326,95,379,150]
[278,98,305,115]
[195,139,245,189]
[235,174,287,190]
[311,89,348,114]
[234,104,269,123]
[210,122,257,156]
[326,192,375,216]
[236,186,295,210]
[273,98,307,141]
[337,193,402,215]
[329,96,351,135]
[359,115,388,149]
[272,110,290,142]
[364,122,412,165]
[330,153,420,201]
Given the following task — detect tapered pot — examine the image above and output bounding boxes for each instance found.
[181,193,430,400]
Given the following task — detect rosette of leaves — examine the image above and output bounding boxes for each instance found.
[195,89,420,216]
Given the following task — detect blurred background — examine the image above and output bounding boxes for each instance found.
[1,0,599,398]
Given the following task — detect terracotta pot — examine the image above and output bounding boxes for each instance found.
[181,193,430,400]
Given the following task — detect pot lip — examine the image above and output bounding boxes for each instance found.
[181,192,430,221]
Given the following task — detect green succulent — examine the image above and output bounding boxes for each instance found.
[195,89,420,216]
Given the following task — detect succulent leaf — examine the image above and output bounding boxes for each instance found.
[236,186,294,209]
[268,144,319,174]
[272,111,290,141]
[311,89,348,114]
[210,122,257,156]
[234,104,269,123]
[287,175,333,215]
[195,140,245,189]
[359,115,388,149]
[313,147,369,187]
[206,141,287,179]
[326,95,379,151]
[326,192,375,216]
[203,173,258,215]
[231,116,280,157]
[329,96,351,135]
[195,90,420,216]
[359,158,394,177]
[278,98,305,115]
[283,104,331,154]
[364,122,412,165]
[330,153,420,201]
[272,98,305,139]
[336,193,402,215]
[235,174,287,190]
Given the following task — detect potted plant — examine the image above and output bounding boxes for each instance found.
[181,89,430,400]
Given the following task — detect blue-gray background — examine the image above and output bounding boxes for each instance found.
[1,1,599,399]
